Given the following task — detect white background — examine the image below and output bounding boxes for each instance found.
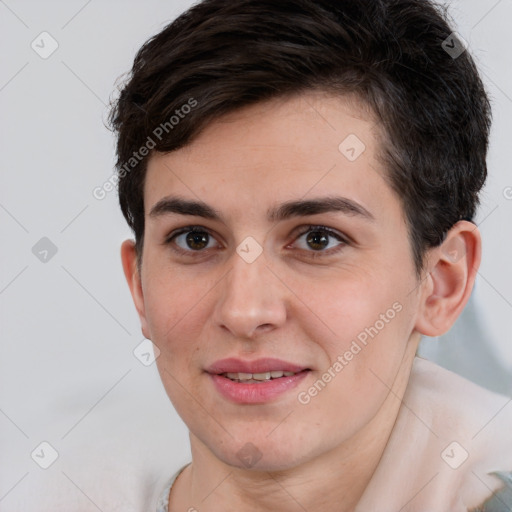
[1,1,511,510]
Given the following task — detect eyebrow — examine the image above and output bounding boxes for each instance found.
[149,195,375,223]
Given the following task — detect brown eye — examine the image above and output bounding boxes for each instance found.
[166,227,219,253]
[184,231,210,250]
[293,226,347,256]
[306,230,330,251]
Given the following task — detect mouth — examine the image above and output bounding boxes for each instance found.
[205,358,312,403]
[219,369,309,383]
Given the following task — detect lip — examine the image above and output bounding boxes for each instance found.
[209,370,310,404]
[205,357,309,375]
[205,357,311,404]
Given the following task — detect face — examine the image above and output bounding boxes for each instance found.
[130,92,425,470]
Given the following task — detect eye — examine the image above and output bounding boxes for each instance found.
[292,225,348,256]
[165,226,220,254]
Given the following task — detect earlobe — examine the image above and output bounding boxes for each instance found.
[415,221,481,337]
[120,240,150,339]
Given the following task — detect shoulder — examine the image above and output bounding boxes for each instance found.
[156,478,173,512]
[407,357,512,509]
[469,471,512,511]
[156,464,190,512]
[407,357,512,444]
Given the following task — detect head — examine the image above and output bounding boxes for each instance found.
[110,0,489,471]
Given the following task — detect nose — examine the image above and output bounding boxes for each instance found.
[212,250,287,340]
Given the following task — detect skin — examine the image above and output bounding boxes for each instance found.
[121,91,480,511]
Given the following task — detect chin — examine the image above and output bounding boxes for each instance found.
[216,440,313,473]
[228,456,302,473]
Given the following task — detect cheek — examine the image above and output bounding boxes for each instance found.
[142,270,208,359]
[302,271,405,348]
[298,272,413,402]
[145,274,210,414]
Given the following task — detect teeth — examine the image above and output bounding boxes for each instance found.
[252,372,271,381]
[224,370,297,381]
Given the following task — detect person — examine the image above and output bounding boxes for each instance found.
[107,0,512,510]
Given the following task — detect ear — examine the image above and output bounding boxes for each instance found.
[415,220,481,337]
[121,239,150,339]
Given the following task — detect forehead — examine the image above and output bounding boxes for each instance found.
[144,91,401,226]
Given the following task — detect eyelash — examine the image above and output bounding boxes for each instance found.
[164,225,349,259]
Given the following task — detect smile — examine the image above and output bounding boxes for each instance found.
[222,370,297,383]
[210,369,311,404]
